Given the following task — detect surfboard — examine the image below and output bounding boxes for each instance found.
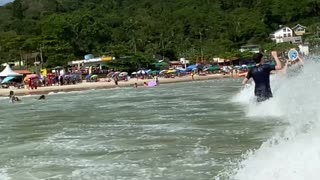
[148,81,157,87]
[288,49,299,61]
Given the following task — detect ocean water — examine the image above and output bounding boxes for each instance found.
[0,58,318,180]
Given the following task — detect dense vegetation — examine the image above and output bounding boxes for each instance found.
[0,0,320,68]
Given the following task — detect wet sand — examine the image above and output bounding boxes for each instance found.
[0,74,234,96]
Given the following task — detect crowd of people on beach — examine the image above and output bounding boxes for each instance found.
[4,47,306,104]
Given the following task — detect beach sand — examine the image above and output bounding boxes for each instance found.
[0,74,234,97]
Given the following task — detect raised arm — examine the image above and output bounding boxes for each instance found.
[297,54,304,65]
[271,51,282,70]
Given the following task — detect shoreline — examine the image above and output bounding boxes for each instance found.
[0,74,236,97]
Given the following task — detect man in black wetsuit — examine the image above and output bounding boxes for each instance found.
[242,51,282,102]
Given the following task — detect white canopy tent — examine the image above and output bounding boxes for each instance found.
[0,65,22,77]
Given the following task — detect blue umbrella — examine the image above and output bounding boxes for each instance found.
[186,65,198,71]
[1,76,15,84]
[85,74,91,80]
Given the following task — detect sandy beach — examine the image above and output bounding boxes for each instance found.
[0,74,234,97]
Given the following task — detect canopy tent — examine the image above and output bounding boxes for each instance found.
[0,65,22,77]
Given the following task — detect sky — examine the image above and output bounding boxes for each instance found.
[0,0,13,6]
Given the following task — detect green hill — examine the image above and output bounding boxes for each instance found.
[0,0,320,67]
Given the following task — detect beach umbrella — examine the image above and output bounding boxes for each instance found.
[151,70,159,75]
[205,66,220,72]
[90,74,98,79]
[26,74,40,79]
[119,72,128,77]
[131,72,137,75]
[159,70,167,74]
[137,70,146,75]
[177,69,187,73]
[54,66,63,69]
[186,65,198,71]
[106,72,114,77]
[112,72,120,78]
[167,69,176,74]
[1,76,15,84]
[234,65,241,69]
[85,74,91,80]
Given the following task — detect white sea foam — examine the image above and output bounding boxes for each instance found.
[220,57,320,180]
[0,169,11,180]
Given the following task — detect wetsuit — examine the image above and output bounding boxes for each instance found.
[246,64,275,102]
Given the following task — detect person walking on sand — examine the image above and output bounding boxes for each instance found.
[191,72,195,80]
[114,76,119,86]
[242,51,282,102]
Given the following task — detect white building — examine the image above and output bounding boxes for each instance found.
[298,44,309,56]
[270,26,302,44]
[292,24,307,36]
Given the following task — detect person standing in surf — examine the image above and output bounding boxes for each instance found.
[283,50,304,78]
[242,51,282,102]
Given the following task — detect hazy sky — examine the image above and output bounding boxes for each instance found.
[0,0,13,6]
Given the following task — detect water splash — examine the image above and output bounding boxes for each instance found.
[0,169,11,180]
[220,57,320,180]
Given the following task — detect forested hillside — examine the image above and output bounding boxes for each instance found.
[0,0,320,67]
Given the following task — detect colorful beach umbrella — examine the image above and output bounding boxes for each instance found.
[24,74,39,82]
[167,69,176,73]
[26,74,39,79]
[1,76,15,84]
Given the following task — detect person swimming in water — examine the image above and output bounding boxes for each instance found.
[242,51,282,102]
[9,91,20,103]
[38,95,46,100]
